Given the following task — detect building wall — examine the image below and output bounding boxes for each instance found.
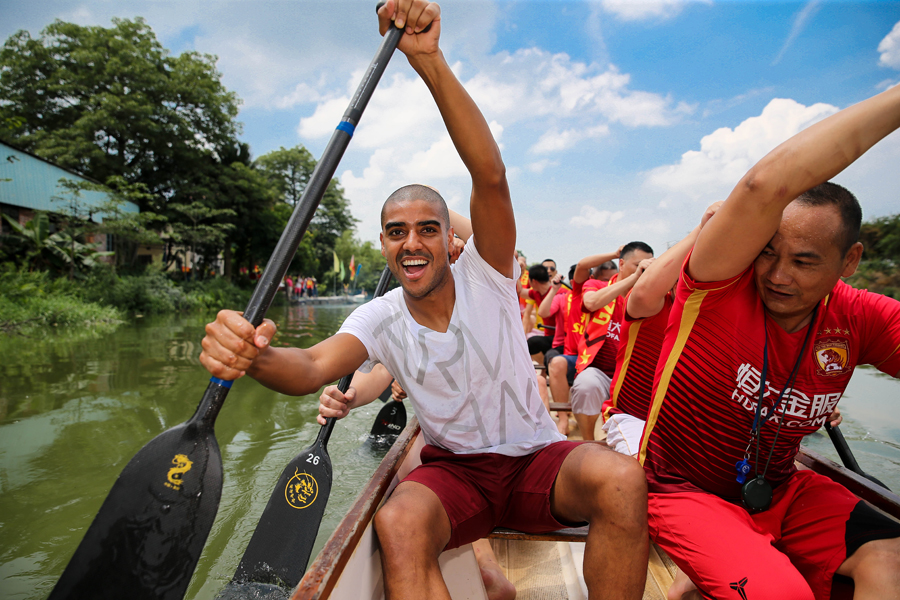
[0,142,138,218]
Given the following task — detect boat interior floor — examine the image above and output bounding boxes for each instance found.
[490,537,677,600]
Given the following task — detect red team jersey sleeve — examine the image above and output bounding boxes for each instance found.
[639,250,900,500]
[606,292,675,422]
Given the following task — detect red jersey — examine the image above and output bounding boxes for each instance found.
[640,255,900,500]
[605,291,674,422]
[576,274,624,377]
[566,279,604,355]
[528,288,553,337]
[518,271,530,314]
[547,289,570,348]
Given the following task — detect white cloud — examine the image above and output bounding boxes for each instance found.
[569,206,624,229]
[772,0,821,66]
[601,0,687,22]
[878,21,900,69]
[299,44,688,240]
[645,98,838,204]
[531,125,609,154]
[527,159,557,174]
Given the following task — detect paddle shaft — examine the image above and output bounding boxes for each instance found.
[824,423,890,490]
[243,28,402,329]
[193,23,404,439]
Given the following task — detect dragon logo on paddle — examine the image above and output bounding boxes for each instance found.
[165,454,193,490]
[285,469,318,509]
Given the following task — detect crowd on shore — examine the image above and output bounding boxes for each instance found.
[282,275,318,301]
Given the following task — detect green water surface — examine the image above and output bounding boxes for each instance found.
[0,304,392,600]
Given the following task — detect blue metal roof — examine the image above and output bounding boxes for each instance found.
[0,141,139,221]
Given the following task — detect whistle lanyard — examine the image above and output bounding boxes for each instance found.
[747,304,819,480]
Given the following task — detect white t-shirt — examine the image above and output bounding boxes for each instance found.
[338,237,564,456]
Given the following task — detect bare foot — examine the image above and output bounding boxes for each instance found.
[473,539,516,600]
[667,568,701,600]
[556,411,570,436]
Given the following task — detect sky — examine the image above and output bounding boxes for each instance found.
[3,0,900,271]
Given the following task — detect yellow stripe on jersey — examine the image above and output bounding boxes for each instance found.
[638,289,708,465]
[605,320,643,421]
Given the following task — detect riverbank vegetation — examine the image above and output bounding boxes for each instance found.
[846,214,900,299]
[0,266,263,334]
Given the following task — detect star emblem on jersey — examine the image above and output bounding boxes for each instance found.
[813,337,850,377]
[729,577,749,600]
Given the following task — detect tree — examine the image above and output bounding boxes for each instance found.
[165,202,236,278]
[0,18,241,212]
[1,212,109,274]
[255,146,357,281]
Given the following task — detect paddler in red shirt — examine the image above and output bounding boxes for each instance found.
[603,203,721,456]
[544,250,622,436]
[570,242,654,440]
[642,85,900,600]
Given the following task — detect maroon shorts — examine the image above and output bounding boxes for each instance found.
[402,441,584,550]
[648,469,900,600]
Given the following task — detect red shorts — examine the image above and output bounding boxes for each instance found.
[648,469,900,600]
[403,441,584,550]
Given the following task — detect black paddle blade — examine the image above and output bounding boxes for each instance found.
[48,400,224,600]
[369,399,407,445]
[231,434,333,588]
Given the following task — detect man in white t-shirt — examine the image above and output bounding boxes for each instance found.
[199,2,648,598]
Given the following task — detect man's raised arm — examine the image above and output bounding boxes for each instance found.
[379,0,513,277]
[628,202,721,319]
[574,248,621,284]
[690,85,900,283]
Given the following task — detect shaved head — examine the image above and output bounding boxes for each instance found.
[381,184,450,229]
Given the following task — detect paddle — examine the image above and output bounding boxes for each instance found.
[370,393,407,442]
[230,266,395,590]
[49,19,404,600]
[824,422,890,490]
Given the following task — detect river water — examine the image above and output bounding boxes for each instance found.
[0,303,898,599]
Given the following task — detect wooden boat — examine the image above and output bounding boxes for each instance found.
[289,414,900,600]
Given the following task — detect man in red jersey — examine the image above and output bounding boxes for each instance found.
[603,205,720,456]
[537,266,573,433]
[641,86,900,600]
[595,260,618,282]
[570,242,654,440]
[522,262,558,359]
[543,251,620,434]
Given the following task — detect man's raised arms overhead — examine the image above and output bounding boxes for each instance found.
[690,84,900,287]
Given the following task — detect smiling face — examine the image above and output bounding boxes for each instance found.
[380,198,454,299]
[753,202,862,331]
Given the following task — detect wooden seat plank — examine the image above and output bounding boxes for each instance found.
[489,526,588,542]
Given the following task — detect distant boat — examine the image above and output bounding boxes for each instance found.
[290,293,367,306]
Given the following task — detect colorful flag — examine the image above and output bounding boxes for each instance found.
[355,263,362,280]
[333,251,340,273]
[349,255,356,280]
[339,260,346,281]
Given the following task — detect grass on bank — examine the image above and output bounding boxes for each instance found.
[0,265,268,334]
